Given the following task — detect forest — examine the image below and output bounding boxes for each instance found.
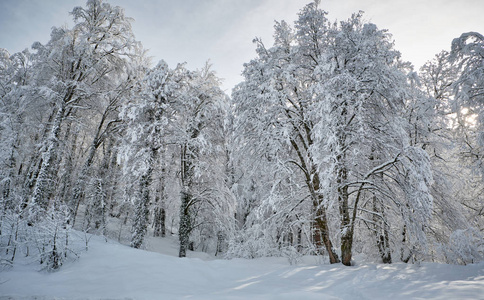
[0,0,483,271]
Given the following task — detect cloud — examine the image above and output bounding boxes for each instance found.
[1,0,483,91]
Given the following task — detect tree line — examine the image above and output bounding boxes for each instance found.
[0,0,482,270]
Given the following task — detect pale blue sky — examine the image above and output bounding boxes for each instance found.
[0,0,482,92]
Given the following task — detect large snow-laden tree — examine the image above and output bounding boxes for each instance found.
[71,70,142,228]
[310,12,434,266]
[121,60,180,249]
[26,0,141,223]
[174,63,230,258]
[449,32,484,172]
[233,2,434,265]
[121,60,231,254]
[0,48,56,215]
[418,33,484,263]
[0,48,82,270]
[0,49,33,212]
[0,0,142,269]
[232,3,340,263]
[449,33,484,237]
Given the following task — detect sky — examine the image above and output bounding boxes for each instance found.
[0,0,482,92]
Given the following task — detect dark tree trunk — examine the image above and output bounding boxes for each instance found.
[59,121,77,206]
[337,104,353,266]
[401,225,412,263]
[178,190,191,257]
[339,166,352,266]
[130,148,155,249]
[153,207,166,237]
[107,145,119,213]
[29,103,66,222]
[313,194,340,264]
[373,196,392,264]
[22,106,57,198]
[178,124,199,257]
[71,142,98,226]
[153,148,166,238]
[215,231,225,256]
[71,105,112,225]
[311,171,340,264]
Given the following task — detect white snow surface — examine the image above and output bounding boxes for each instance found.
[1,233,483,300]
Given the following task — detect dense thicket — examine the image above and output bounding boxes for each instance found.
[0,0,482,270]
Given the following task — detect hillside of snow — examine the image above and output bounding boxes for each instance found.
[1,233,483,300]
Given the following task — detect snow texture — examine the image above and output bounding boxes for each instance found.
[1,233,483,300]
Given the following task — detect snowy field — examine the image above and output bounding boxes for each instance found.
[1,234,483,300]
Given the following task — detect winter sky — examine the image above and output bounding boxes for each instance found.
[0,0,482,92]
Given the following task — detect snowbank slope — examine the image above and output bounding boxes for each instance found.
[1,234,483,300]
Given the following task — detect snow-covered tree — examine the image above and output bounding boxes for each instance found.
[232,8,340,263]
[173,63,230,257]
[121,60,231,254]
[27,0,140,223]
[122,60,177,248]
[418,32,484,263]
[311,12,434,266]
[1,0,143,268]
[233,2,434,265]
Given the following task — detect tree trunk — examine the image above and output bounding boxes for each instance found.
[178,189,191,257]
[311,171,340,264]
[153,206,166,237]
[337,103,353,266]
[71,142,98,226]
[373,196,392,263]
[59,121,77,205]
[313,194,340,264]
[23,106,57,196]
[29,103,66,222]
[289,128,339,263]
[338,166,352,266]
[153,147,166,238]
[178,124,199,257]
[107,144,119,214]
[130,148,155,249]
[401,225,412,263]
[2,145,17,214]
[215,231,225,256]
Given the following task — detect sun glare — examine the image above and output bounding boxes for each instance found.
[461,107,478,127]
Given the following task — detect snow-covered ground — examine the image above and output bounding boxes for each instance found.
[1,233,483,300]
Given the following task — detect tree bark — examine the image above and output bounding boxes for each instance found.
[153,146,166,237]
[178,189,191,257]
[338,165,352,266]
[313,201,340,264]
[71,142,98,226]
[373,196,392,263]
[179,141,194,257]
[71,104,113,225]
[130,148,155,249]
[289,134,340,264]
[337,104,353,266]
[153,206,166,237]
[29,103,66,222]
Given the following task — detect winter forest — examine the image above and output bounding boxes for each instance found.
[1,0,484,281]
